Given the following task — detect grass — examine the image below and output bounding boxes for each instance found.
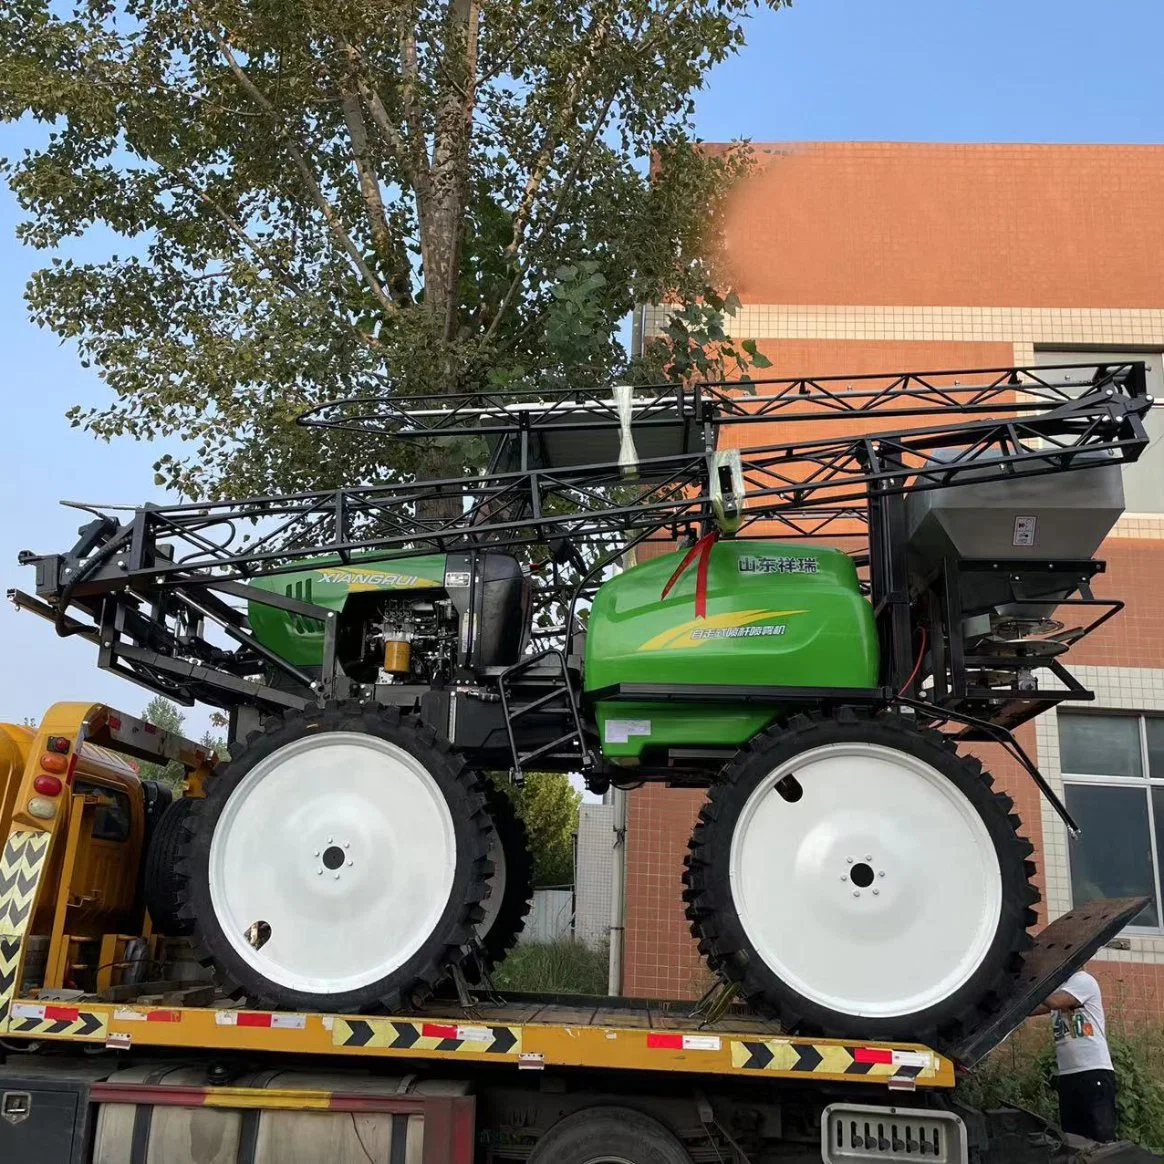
[957,1022,1164,1151]
[493,939,610,995]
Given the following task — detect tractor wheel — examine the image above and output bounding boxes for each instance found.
[175,702,491,1013]
[475,779,534,972]
[143,795,195,937]
[683,710,1039,1045]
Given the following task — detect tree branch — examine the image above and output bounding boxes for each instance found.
[506,11,612,257]
[484,88,619,344]
[195,8,400,321]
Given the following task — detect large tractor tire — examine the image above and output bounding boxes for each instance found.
[683,710,1039,1046]
[143,795,196,936]
[475,779,534,972]
[175,702,491,1013]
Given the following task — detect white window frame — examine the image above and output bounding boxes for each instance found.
[1059,710,1164,935]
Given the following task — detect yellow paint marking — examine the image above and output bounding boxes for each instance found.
[638,609,808,652]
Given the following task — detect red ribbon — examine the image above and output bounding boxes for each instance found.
[660,531,720,618]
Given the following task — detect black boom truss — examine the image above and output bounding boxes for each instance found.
[9,363,1154,774]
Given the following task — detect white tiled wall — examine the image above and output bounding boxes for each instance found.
[640,303,1164,348]
[574,803,615,950]
[1036,666,1164,964]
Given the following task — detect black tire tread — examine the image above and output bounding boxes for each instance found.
[476,778,534,970]
[174,701,491,1013]
[682,709,1040,1047]
[143,796,197,937]
[527,1105,693,1164]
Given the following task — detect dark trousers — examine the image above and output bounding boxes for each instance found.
[1057,1069,1118,1143]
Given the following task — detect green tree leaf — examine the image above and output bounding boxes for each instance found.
[0,0,789,498]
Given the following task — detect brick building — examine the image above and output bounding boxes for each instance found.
[624,142,1164,1023]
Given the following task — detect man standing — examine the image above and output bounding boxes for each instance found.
[1032,969,1118,1142]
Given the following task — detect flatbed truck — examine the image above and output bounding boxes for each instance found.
[0,702,1151,1163]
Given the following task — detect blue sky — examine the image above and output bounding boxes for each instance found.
[2,0,1162,732]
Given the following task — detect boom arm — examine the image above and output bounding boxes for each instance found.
[9,362,1154,716]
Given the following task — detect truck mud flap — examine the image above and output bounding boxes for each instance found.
[950,896,1147,1068]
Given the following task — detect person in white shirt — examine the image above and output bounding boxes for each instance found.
[1030,970,1117,1142]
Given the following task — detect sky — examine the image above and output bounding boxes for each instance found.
[2,0,1163,733]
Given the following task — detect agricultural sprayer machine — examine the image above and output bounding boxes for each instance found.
[10,361,1154,1047]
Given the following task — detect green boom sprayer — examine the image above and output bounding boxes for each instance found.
[12,362,1154,1047]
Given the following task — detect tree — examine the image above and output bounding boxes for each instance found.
[1,0,781,501]
[137,698,230,790]
[137,696,190,789]
[498,771,581,887]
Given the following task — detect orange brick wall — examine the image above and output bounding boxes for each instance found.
[1069,540,1164,668]
[621,140,1164,1023]
[623,785,708,1000]
[725,142,1164,308]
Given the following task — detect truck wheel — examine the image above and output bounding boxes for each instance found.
[528,1106,693,1164]
[175,702,490,1013]
[143,796,195,936]
[683,710,1039,1046]
[475,778,534,970]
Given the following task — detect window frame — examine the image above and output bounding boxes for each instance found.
[1060,711,1164,934]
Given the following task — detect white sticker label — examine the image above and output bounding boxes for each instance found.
[11,1004,45,1020]
[215,1011,239,1026]
[113,1008,147,1022]
[891,1049,933,1068]
[271,1013,307,1029]
[1013,515,1037,547]
[456,1024,492,1042]
[682,1034,722,1051]
[605,719,651,744]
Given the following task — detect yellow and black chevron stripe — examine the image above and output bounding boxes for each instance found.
[6,1003,107,1040]
[731,1039,936,1082]
[334,1018,521,1056]
[0,938,21,1029]
[0,830,51,938]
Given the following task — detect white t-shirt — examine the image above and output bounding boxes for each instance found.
[1051,971,1113,1075]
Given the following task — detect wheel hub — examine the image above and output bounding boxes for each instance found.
[207,732,457,994]
[728,741,1003,1018]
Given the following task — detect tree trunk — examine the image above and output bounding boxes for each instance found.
[421,0,478,345]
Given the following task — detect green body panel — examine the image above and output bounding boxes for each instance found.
[247,554,448,667]
[584,541,879,760]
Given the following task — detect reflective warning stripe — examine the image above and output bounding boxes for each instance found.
[334,1018,521,1056]
[731,1038,938,1081]
[216,1010,306,1029]
[646,1032,722,1051]
[114,1007,183,1023]
[0,831,51,937]
[0,830,51,1031]
[7,1002,107,1040]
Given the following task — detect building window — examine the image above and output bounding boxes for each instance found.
[1034,349,1164,515]
[1059,712,1164,929]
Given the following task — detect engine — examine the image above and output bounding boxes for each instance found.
[246,550,531,690]
[355,593,460,685]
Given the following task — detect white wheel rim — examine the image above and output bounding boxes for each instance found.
[208,732,456,995]
[728,742,1003,1018]
[477,821,508,939]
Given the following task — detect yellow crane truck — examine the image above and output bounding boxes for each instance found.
[0,699,1149,1164]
